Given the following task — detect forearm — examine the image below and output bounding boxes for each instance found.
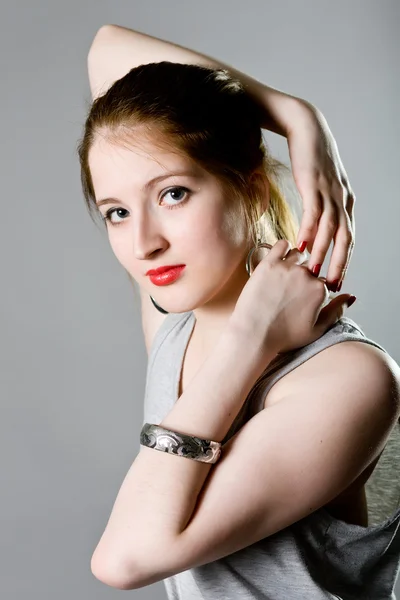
[88,23,310,135]
[91,324,275,585]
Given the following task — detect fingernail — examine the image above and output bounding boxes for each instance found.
[312,264,322,277]
[346,295,357,308]
[328,279,340,293]
[337,280,343,292]
[298,241,308,253]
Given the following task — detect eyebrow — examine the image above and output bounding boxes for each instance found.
[95,170,198,207]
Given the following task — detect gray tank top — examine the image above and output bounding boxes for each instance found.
[143,312,400,599]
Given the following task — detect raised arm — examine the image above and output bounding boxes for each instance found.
[87,24,355,298]
[88,24,303,136]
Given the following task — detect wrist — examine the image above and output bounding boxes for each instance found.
[257,89,308,137]
[283,98,320,137]
[224,321,278,379]
[285,99,328,140]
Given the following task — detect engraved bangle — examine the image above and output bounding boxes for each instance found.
[140,423,222,464]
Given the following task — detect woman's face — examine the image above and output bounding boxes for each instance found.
[88,135,257,315]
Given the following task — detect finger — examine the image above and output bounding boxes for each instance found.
[343,192,356,280]
[267,239,293,263]
[325,217,354,290]
[283,247,309,266]
[314,293,354,331]
[296,191,323,251]
[307,198,339,277]
[347,191,356,237]
[325,193,356,290]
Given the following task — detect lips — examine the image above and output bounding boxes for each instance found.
[148,265,186,286]
[146,264,185,276]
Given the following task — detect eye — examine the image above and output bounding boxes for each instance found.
[102,207,129,226]
[101,186,191,227]
[160,186,190,207]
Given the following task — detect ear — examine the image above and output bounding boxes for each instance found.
[250,171,270,216]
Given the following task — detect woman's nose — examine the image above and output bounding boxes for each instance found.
[133,221,167,261]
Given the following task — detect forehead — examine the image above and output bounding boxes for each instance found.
[88,135,197,190]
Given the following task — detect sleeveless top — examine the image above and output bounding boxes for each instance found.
[143,312,400,600]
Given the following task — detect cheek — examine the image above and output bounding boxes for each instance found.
[108,233,133,271]
[188,197,244,247]
[184,211,227,255]
[197,207,247,254]
[186,206,247,272]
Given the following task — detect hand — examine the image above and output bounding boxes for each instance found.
[229,239,355,354]
[286,101,356,292]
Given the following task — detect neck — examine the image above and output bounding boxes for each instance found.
[191,256,250,347]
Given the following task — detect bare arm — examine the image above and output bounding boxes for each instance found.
[88,24,306,136]
[86,23,357,293]
[91,328,399,590]
[86,23,308,355]
[90,323,275,587]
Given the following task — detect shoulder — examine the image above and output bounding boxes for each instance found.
[310,338,400,400]
[265,320,400,415]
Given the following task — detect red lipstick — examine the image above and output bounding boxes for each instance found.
[146,264,185,275]
[147,265,186,286]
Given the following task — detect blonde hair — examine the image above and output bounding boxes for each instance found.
[77,62,300,301]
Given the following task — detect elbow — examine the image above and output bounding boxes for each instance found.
[91,541,180,590]
[90,549,139,591]
[89,24,114,57]
[89,529,181,590]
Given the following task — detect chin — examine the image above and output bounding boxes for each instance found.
[150,295,196,314]
[152,290,212,314]
[150,269,233,314]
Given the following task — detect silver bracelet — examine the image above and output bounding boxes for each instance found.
[140,423,222,464]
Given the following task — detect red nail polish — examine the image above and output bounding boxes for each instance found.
[346,295,356,308]
[329,279,340,292]
[298,241,308,253]
[312,264,322,277]
[337,280,343,292]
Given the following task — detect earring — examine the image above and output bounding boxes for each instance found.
[149,295,169,314]
[149,227,267,314]
[245,226,273,277]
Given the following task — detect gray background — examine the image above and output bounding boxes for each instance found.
[1,1,399,598]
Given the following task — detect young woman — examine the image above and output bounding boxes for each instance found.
[79,25,400,599]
